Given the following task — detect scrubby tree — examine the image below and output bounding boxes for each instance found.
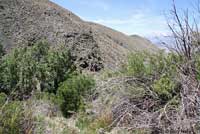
[0,41,74,99]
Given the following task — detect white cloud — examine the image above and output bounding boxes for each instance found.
[91,10,169,36]
[93,19,133,25]
[79,0,109,11]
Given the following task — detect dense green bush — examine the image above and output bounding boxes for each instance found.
[124,51,180,101]
[0,41,74,99]
[125,51,179,78]
[152,75,176,101]
[57,74,95,117]
[126,52,147,77]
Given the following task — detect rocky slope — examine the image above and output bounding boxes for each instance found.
[0,0,158,71]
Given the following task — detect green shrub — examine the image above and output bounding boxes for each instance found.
[152,75,176,102]
[0,101,24,134]
[124,51,180,102]
[57,74,95,117]
[126,52,147,77]
[125,51,178,78]
[0,41,74,99]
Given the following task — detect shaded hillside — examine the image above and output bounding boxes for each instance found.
[0,0,158,71]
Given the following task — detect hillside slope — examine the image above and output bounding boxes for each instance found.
[0,0,158,71]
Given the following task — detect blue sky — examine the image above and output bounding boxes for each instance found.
[50,0,194,37]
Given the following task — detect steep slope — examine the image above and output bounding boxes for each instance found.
[0,0,158,71]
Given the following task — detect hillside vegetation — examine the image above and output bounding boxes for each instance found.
[0,0,200,134]
[0,38,199,133]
